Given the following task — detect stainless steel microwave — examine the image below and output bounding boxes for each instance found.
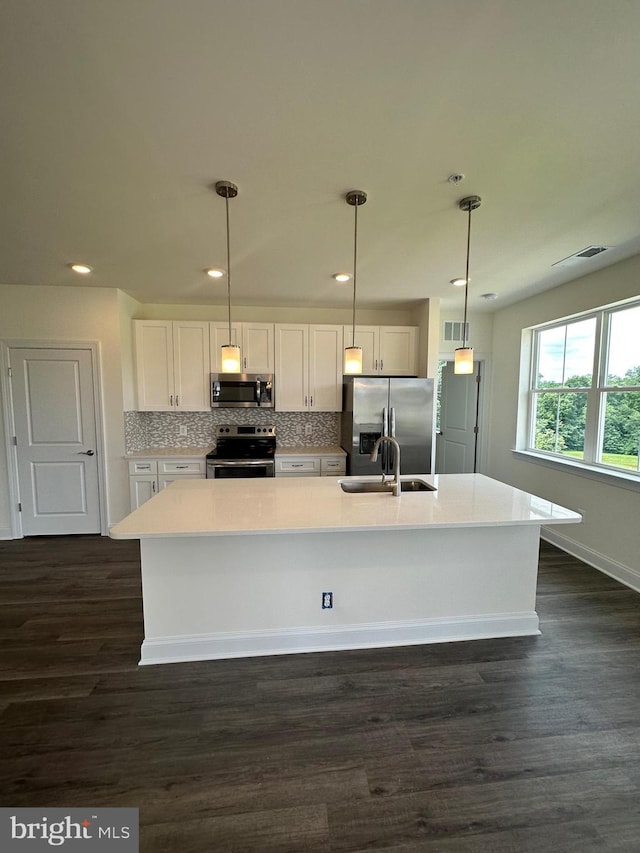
[210,373,274,408]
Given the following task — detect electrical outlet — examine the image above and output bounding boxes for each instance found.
[304,424,313,436]
[322,592,333,609]
[295,424,302,435]
[179,425,188,437]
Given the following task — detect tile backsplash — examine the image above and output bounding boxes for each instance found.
[124,410,341,453]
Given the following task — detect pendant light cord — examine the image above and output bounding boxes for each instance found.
[225,192,232,342]
[351,199,358,347]
[462,202,472,349]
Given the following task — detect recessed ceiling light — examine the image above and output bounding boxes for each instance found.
[333,273,351,282]
[69,263,93,275]
[481,292,498,301]
[450,277,467,287]
[206,268,225,278]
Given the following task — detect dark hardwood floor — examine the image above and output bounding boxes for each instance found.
[1,535,640,852]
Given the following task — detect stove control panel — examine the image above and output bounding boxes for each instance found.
[216,424,276,437]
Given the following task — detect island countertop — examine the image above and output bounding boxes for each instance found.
[109,473,582,539]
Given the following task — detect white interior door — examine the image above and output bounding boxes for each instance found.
[11,347,101,535]
[438,361,480,473]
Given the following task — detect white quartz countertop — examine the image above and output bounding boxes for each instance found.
[125,446,213,459]
[109,473,582,539]
[275,445,346,457]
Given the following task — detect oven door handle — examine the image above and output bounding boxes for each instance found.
[208,459,273,466]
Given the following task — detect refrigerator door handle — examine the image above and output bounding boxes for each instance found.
[389,406,396,471]
[382,407,389,472]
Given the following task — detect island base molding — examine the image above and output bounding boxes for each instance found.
[139,612,540,665]
[137,525,542,666]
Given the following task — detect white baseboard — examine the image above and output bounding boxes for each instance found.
[541,526,640,594]
[139,612,540,666]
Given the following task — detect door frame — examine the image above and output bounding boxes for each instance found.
[436,352,493,474]
[0,339,109,538]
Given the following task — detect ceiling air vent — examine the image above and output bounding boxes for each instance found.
[443,321,469,343]
[552,246,612,268]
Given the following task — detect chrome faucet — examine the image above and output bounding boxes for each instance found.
[370,436,401,496]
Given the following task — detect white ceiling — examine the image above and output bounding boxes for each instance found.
[2,0,640,313]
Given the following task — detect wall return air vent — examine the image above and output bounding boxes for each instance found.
[552,246,612,268]
[443,321,470,343]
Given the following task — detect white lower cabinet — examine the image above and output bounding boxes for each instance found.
[321,456,346,476]
[275,453,346,478]
[128,458,206,510]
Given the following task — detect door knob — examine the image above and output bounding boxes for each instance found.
[78,450,95,456]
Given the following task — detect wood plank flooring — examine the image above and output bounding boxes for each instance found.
[1,535,639,851]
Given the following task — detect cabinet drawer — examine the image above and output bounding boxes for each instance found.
[276,457,320,475]
[159,459,206,475]
[128,460,158,475]
[321,457,346,476]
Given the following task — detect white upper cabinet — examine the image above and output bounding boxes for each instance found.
[343,325,418,375]
[344,325,379,374]
[275,324,343,412]
[210,322,241,373]
[209,322,274,374]
[134,320,210,411]
[309,325,343,411]
[275,325,309,411]
[241,322,275,373]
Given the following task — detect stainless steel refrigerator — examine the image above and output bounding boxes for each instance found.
[341,376,434,476]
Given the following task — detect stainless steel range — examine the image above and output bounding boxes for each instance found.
[206,424,276,479]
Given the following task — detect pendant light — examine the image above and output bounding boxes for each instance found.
[454,195,481,375]
[215,180,241,373]
[344,189,367,374]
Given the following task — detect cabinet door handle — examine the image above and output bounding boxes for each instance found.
[310,396,313,407]
[152,481,157,493]
[380,359,383,371]
[176,395,179,406]
[175,465,188,469]
[169,395,173,406]
[304,396,308,406]
[244,357,247,369]
[375,359,378,370]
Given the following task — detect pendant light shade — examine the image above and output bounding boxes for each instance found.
[215,180,241,374]
[344,346,363,374]
[344,189,367,375]
[221,344,241,372]
[454,195,481,375]
[454,347,474,374]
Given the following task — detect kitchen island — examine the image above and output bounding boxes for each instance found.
[109,474,581,665]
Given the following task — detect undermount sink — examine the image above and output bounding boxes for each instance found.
[399,479,436,492]
[339,478,436,494]
[340,481,394,493]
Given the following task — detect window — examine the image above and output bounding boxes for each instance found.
[529,300,640,476]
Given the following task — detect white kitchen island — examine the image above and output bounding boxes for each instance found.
[109,474,581,665]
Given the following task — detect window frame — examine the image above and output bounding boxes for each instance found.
[527,299,640,478]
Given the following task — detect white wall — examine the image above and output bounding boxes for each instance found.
[0,285,130,531]
[135,302,418,326]
[118,290,142,411]
[439,308,494,357]
[486,255,640,581]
